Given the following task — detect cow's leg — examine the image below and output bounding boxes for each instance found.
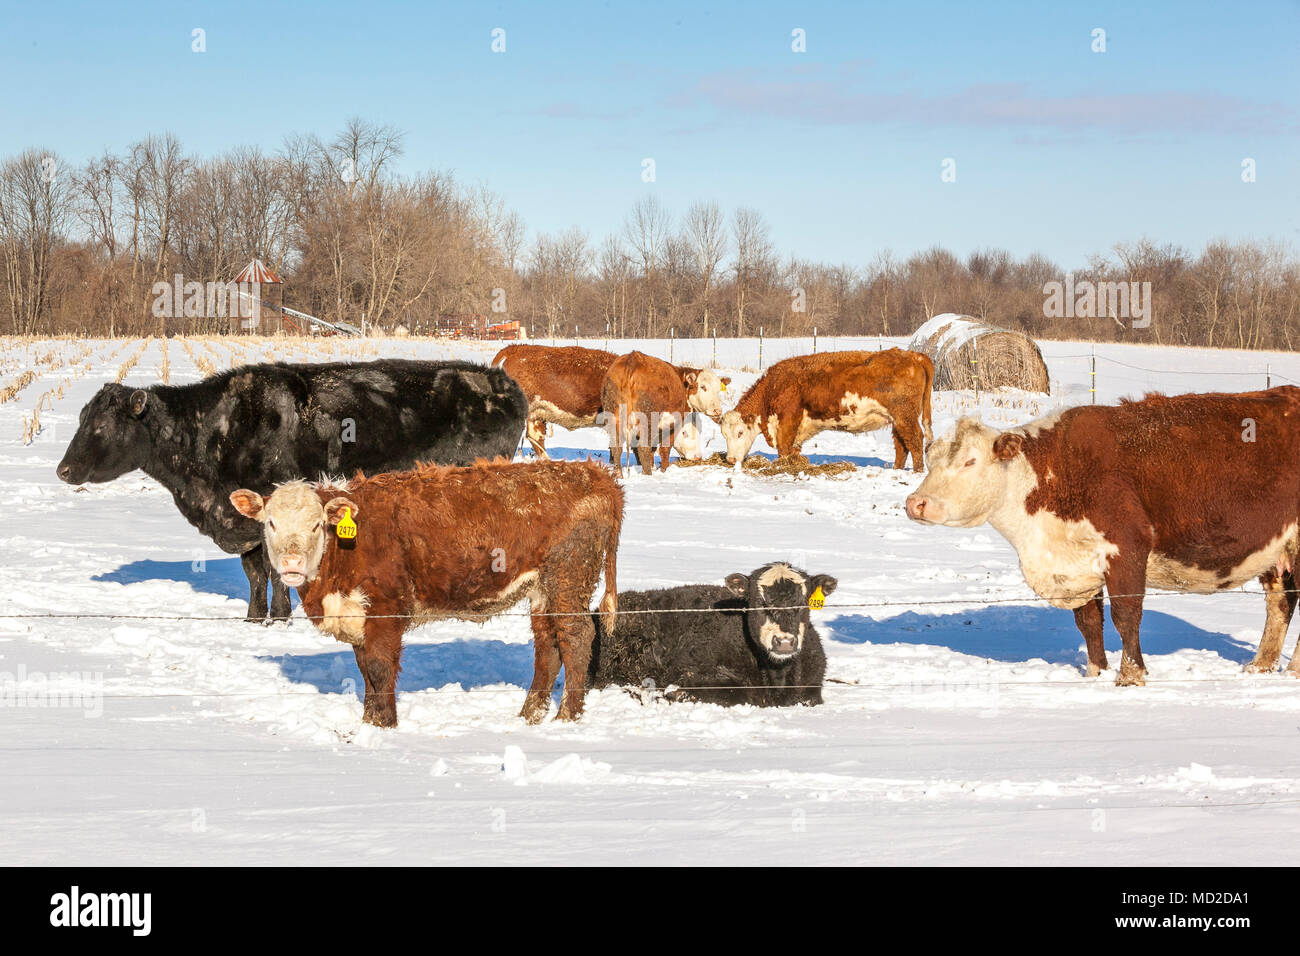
[1249,567,1298,673]
[892,428,908,470]
[522,610,561,724]
[526,417,549,459]
[555,607,595,721]
[241,548,270,622]
[895,418,925,473]
[1104,554,1148,686]
[1073,592,1109,677]
[775,408,802,459]
[354,620,403,727]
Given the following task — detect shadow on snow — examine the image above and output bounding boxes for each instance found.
[824,604,1257,667]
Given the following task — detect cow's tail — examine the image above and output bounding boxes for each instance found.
[921,357,934,443]
[598,485,624,637]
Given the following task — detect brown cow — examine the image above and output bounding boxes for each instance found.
[904,389,1300,685]
[493,344,726,461]
[719,349,933,470]
[493,344,615,457]
[601,350,731,474]
[230,460,623,726]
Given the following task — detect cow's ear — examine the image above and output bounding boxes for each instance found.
[324,496,360,526]
[683,370,699,388]
[230,490,266,520]
[130,389,148,417]
[721,377,732,387]
[810,574,838,596]
[725,573,749,596]
[992,433,1024,461]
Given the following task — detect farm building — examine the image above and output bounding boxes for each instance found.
[907,313,1050,393]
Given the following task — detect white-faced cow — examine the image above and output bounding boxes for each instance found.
[58,360,527,622]
[905,390,1300,685]
[231,459,623,727]
[719,349,933,470]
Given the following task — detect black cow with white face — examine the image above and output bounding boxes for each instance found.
[589,562,834,707]
[57,359,527,622]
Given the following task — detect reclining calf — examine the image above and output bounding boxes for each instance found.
[589,562,834,707]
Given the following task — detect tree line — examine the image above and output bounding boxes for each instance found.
[2,118,1297,350]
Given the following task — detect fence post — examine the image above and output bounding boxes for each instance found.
[813,327,818,354]
[759,327,764,370]
[669,327,675,365]
[575,324,579,347]
[712,328,717,368]
[1267,363,1271,389]
[1091,347,1096,405]
[972,336,980,405]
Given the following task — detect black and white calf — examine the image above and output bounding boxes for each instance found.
[589,562,834,707]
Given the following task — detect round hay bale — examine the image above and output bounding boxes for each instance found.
[906,313,1049,393]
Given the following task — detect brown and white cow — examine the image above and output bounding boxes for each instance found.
[493,343,724,462]
[493,344,616,457]
[231,460,623,727]
[600,350,731,474]
[904,389,1300,685]
[719,349,933,470]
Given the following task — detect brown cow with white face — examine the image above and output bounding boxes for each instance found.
[232,460,623,727]
[493,343,724,462]
[905,390,1300,685]
[600,350,730,474]
[720,349,932,470]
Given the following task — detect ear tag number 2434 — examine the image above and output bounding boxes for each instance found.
[808,586,825,611]
[336,507,357,540]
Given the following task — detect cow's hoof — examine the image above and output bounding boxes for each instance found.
[519,694,549,724]
[555,703,583,722]
[1284,667,1300,680]
[1244,660,1277,674]
[1084,662,1104,678]
[362,711,397,729]
[1115,663,1147,687]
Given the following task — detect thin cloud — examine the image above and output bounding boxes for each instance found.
[672,68,1296,136]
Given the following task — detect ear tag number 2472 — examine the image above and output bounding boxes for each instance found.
[336,507,357,540]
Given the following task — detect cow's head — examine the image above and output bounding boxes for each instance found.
[57,384,154,484]
[672,412,704,460]
[726,563,837,661]
[719,410,762,463]
[230,481,358,588]
[682,368,731,420]
[905,417,1023,527]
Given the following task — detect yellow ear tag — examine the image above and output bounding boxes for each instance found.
[808,586,825,611]
[720,381,727,392]
[336,507,357,540]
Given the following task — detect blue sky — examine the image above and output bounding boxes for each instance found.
[2,0,1296,267]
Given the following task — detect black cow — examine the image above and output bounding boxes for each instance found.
[57,359,527,622]
[589,562,834,707]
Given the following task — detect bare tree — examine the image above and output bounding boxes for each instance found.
[731,206,772,338]
[684,200,726,335]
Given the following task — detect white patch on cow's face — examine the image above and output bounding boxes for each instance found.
[260,482,331,586]
[758,618,804,659]
[687,369,727,419]
[673,414,703,460]
[720,410,761,463]
[908,419,1008,527]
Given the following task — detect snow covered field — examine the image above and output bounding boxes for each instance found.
[5,332,1300,865]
